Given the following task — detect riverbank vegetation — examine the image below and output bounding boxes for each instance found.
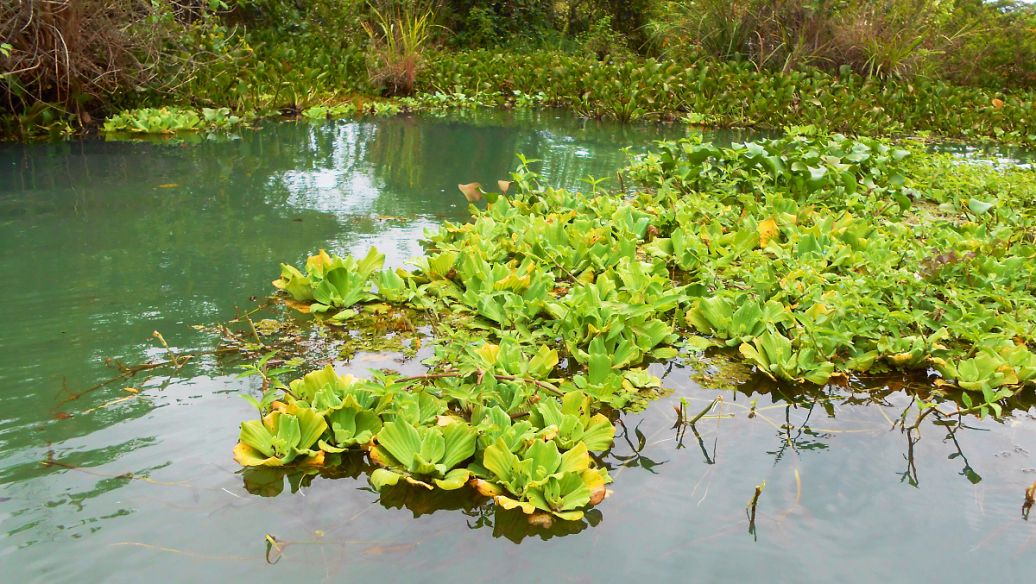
[3,1,1036,141]
[230,132,1036,522]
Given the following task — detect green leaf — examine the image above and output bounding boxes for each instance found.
[370,468,402,490]
[440,422,477,470]
[967,198,995,215]
[239,419,275,458]
[377,421,422,469]
[434,468,472,490]
[293,407,329,450]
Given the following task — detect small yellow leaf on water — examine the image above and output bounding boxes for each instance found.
[123,387,140,394]
[283,299,312,313]
[757,217,779,247]
[157,183,178,188]
[474,343,500,365]
[436,415,461,426]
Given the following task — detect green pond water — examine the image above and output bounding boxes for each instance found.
[1,111,1034,582]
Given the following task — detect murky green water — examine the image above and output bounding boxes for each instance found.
[1,112,1034,582]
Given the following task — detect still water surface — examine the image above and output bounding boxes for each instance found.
[1,112,1034,582]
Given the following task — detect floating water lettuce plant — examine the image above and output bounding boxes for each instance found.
[234,403,328,467]
[370,420,477,490]
[235,131,1036,521]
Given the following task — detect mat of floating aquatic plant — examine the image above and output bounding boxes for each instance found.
[231,129,1036,524]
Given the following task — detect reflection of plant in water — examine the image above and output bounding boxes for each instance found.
[241,451,372,497]
[463,502,603,543]
[365,117,427,191]
[1024,482,1035,520]
[767,403,833,465]
[364,115,521,199]
[613,419,667,473]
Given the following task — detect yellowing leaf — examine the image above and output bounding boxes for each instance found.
[474,343,500,366]
[805,303,830,319]
[233,442,282,467]
[306,249,334,273]
[494,495,536,514]
[757,217,779,248]
[471,478,503,497]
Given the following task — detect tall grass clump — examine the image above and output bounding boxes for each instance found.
[363,0,440,96]
[645,0,969,80]
[645,0,833,71]
[826,0,963,79]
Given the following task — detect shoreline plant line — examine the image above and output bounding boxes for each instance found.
[233,130,1036,522]
[6,1,1036,143]
[77,48,1036,146]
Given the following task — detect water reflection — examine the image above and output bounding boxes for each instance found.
[241,464,601,544]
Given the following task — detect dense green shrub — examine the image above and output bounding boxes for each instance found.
[440,0,558,47]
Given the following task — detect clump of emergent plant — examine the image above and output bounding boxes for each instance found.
[362,0,440,96]
[236,131,1036,523]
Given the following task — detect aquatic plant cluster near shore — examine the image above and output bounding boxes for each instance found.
[94,50,1036,146]
[420,51,1036,144]
[95,49,1036,147]
[234,131,1036,521]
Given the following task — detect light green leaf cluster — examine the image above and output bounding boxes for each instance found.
[103,107,242,134]
[238,131,1036,519]
[273,248,385,316]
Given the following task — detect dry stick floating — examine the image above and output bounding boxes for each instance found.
[54,353,198,408]
[908,402,986,433]
[108,542,251,561]
[265,534,284,564]
[40,450,203,490]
